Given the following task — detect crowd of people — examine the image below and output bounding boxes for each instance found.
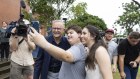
[0,20,140,79]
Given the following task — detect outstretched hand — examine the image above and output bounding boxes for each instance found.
[29,27,47,48]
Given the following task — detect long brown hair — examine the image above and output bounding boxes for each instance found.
[85,25,107,69]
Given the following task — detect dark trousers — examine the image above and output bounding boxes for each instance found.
[0,42,9,59]
[124,65,138,79]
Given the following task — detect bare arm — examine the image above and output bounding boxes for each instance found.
[113,56,118,66]
[96,46,113,79]
[29,28,74,63]
[119,55,126,79]
[112,55,118,72]
[135,54,140,63]
[42,41,74,63]
[9,35,18,52]
[9,27,19,52]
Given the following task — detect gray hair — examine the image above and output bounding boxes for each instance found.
[52,20,64,25]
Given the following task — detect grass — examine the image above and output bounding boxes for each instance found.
[113,67,140,79]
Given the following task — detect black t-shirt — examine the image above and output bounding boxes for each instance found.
[118,39,140,65]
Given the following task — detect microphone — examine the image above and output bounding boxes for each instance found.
[20,0,26,9]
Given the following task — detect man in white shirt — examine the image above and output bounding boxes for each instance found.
[9,24,36,79]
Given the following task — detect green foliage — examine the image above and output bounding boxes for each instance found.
[70,2,87,19]
[22,10,30,20]
[67,13,107,30]
[29,0,75,27]
[67,2,106,30]
[30,0,55,26]
[49,0,75,19]
[115,1,140,34]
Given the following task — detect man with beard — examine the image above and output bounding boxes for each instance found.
[103,29,118,73]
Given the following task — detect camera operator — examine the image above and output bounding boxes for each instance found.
[0,21,9,61]
[9,22,36,79]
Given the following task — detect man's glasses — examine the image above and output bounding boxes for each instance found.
[52,28,64,30]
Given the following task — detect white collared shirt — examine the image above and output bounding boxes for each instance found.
[10,36,34,66]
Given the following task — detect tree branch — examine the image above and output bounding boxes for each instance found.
[132,0,140,8]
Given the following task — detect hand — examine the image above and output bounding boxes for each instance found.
[29,27,47,48]
[24,35,29,42]
[11,27,16,33]
[120,71,126,79]
[129,61,137,68]
[112,64,117,73]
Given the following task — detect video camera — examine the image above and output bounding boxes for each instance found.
[8,14,30,37]
[11,0,30,37]
[6,15,40,37]
[5,0,39,37]
[15,20,30,37]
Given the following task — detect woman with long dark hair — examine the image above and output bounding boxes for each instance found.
[81,25,113,79]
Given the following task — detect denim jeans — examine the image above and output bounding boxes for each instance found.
[124,65,138,79]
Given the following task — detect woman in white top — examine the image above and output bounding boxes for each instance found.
[81,25,113,79]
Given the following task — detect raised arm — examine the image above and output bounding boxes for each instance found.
[29,27,74,63]
[9,28,18,52]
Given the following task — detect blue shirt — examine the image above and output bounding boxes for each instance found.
[48,35,70,72]
[34,35,70,79]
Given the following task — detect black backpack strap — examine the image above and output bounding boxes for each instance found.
[18,38,24,45]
